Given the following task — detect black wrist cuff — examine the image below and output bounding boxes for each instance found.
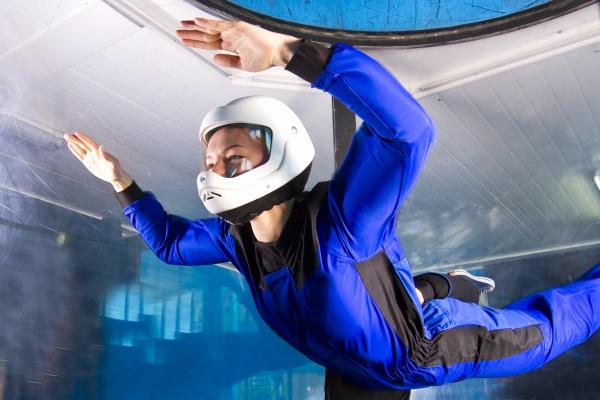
[115,181,145,208]
[285,39,333,83]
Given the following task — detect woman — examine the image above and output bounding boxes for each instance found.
[65,18,600,399]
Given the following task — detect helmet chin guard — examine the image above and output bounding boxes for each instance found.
[197,96,315,224]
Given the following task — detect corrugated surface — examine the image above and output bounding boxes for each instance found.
[401,41,600,269]
[0,0,87,55]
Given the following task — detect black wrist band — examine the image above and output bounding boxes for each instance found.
[115,180,145,208]
[285,39,333,83]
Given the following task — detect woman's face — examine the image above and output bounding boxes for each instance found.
[204,125,270,178]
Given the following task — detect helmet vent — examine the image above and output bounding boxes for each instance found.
[203,191,222,201]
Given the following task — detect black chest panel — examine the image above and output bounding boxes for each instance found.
[229,182,329,291]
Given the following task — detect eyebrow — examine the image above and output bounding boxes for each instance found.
[205,144,245,161]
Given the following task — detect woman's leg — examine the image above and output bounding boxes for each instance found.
[503,261,600,363]
[414,262,600,384]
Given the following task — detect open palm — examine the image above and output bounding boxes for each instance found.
[176,18,299,72]
[64,132,128,185]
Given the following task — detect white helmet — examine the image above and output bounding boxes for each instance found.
[197,96,315,224]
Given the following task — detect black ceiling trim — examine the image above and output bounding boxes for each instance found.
[185,0,597,47]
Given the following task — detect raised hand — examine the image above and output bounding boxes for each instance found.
[64,131,133,192]
[176,18,300,72]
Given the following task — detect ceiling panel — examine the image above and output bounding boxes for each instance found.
[400,42,600,270]
[0,0,88,56]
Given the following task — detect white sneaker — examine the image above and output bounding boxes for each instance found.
[448,269,495,293]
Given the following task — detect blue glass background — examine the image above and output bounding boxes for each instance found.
[1,118,600,399]
[225,0,552,31]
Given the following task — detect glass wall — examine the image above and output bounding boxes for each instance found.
[1,116,599,399]
[0,117,323,400]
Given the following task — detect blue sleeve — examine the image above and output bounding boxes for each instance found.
[313,44,436,257]
[123,192,230,266]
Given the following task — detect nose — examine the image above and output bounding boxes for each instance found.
[210,157,227,176]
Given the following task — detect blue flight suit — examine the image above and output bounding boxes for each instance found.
[121,43,600,390]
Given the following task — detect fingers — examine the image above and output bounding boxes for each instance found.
[194,18,233,33]
[180,19,219,35]
[177,18,253,71]
[177,19,225,51]
[68,136,88,155]
[73,131,99,151]
[180,39,223,50]
[180,20,197,28]
[213,54,242,69]
[177,18,245,55]
[64,133,88,152]
[183,38,224,50]
[66,142,84,161]
[64,131,103,161]
[176,29,221,43]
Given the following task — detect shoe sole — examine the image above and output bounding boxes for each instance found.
[448,269,495,293]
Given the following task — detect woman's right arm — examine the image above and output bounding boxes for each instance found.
[64,131,230,266]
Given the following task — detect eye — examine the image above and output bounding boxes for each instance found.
[225,155,250,178]
[227,155,243,163]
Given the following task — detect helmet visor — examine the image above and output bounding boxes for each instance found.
[203,124,272,178]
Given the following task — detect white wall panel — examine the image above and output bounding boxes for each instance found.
[0,1,140,96]
[401,40,600,270]
[0,0,88,55]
